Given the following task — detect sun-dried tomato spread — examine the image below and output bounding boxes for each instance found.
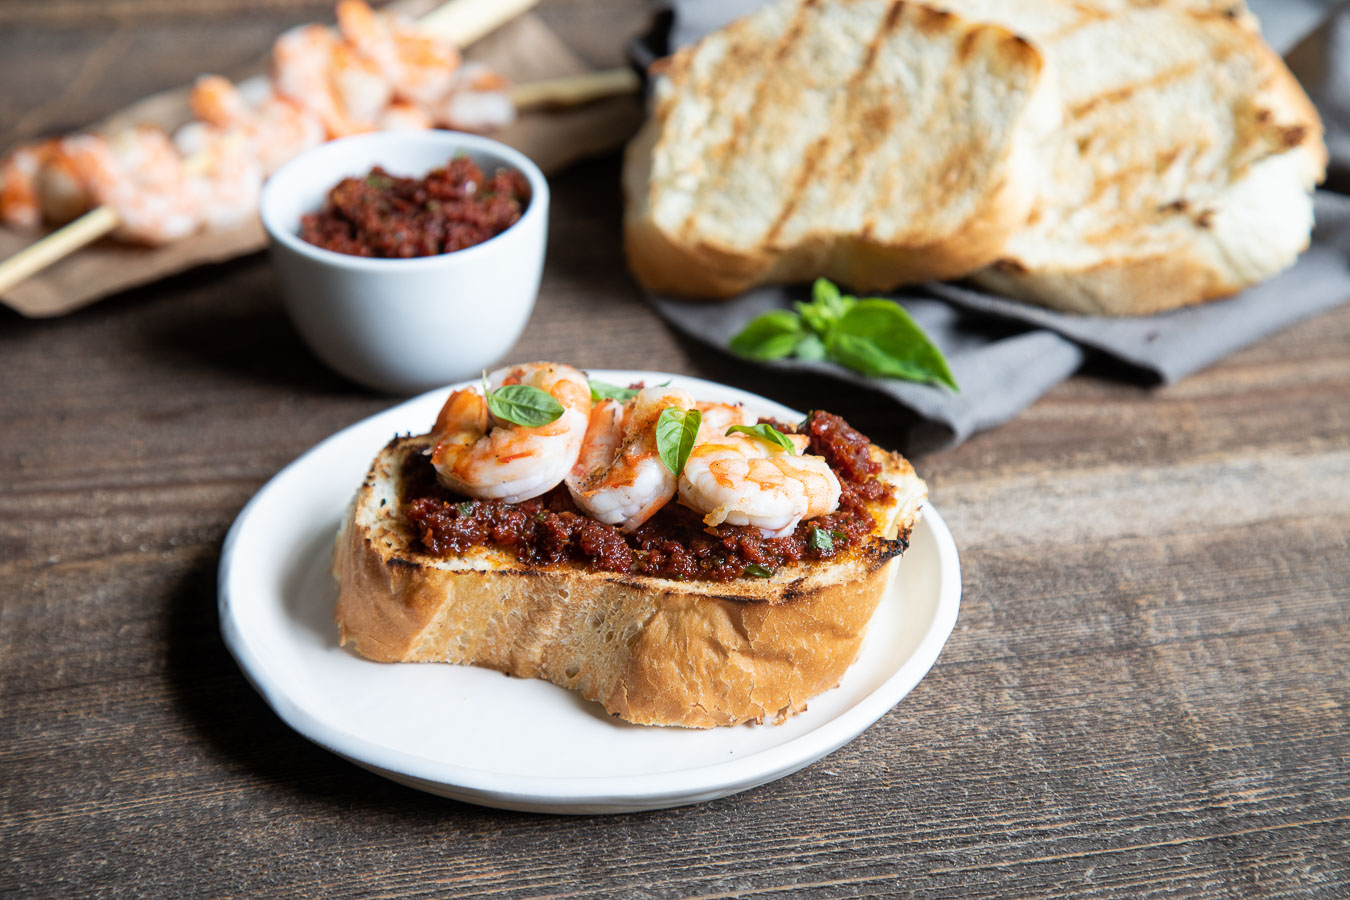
[403,411,897,583]
[299,156,529,258]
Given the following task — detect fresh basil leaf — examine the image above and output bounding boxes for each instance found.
[809,526,833,552]
[795,333,828,361]
[798,278,854,335]
[827,299,959,390]
[656,407,702,476]
[729,310,804,361]
[812,277,841,308]
[828,332,933,382]
[456,501,475,516]
[795,300,834,337]
[726,423,795,454]
[817,278,856,319]
[486,383,565,427]
[744,563,774,578]
[589,379,640,403]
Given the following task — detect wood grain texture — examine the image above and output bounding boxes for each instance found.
[2,2,1349,897]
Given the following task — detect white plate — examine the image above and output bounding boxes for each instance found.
[218,371,961,814]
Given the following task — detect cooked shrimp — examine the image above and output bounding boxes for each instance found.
[337,0,459,109]
[566,386,696,531]
[0,141,57,228]
[679,432,841,538]
[331,42,392,128]
[185,131,265,232]
[273,25,367,138]
[695,401,757,441]
[430,362,591,503]
[35,146,93,224]
[185,76,326,174]
[433,63,515,132]
[379,99,433,131]
[54,128,202,244]
[189,75,255,128]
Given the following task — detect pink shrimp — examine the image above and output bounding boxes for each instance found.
[337,0,460,109]
[0,141,58,228]
[273,25,367,138]
[433,63,515,132]
[54,128,202,244]
[379,100,433,131]
[184,131,265,232]
[566,386,697,532]
[185,78,326,175]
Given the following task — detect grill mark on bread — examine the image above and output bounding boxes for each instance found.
[1069,61,1202,119]
[1046,4,1110,42]
[1281,124,1308,148]
[762,0,906,247]
[677,0,820,246]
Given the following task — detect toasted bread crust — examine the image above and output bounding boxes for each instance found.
[334,436,927,728]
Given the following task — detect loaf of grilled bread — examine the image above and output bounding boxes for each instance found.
[932,0,1327,315]
[334,434,927,728]
[627,0,1325,314]
[623,0,1055,298]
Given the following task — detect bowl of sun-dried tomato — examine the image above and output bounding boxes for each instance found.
[260,130,548,394]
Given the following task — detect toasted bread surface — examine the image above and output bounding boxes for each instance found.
[931,0,1326,314]
[623,0,1055,298]
[334,435,927,728]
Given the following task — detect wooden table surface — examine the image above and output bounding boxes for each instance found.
[3,2,1348,897]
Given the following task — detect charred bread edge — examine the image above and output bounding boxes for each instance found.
[334,434,927,728]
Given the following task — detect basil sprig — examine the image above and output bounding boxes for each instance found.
[744,563,774,578]
[482,372,565,428]
[589,379,640,403]
[726,423,795,454]
[656,407,702,476]
[729,278,958,391]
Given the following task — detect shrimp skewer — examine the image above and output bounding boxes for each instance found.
[430,362,591,503]
[0,0,646,296]
[48,128,203,245]
[679,432,842,538]
[566,386,696,532]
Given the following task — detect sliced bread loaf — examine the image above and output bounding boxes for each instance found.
[623,0,1056,298]
[933,0,1327,314]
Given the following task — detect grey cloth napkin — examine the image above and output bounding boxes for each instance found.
[647,0,1350,448]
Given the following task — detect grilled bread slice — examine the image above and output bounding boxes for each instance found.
[932,0,1326,315]
[623,0,1056,298]
[334,434,927,728]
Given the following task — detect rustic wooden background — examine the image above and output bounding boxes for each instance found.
[2,1,1348,896]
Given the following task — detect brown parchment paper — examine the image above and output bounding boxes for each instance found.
[0,4,643,318]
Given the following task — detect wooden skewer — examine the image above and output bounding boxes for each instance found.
[0,206,119,293]
[0,0,636,296]
[417,0,540,47]
[508,67,640,110]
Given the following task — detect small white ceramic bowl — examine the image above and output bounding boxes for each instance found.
[259,131,548,394]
